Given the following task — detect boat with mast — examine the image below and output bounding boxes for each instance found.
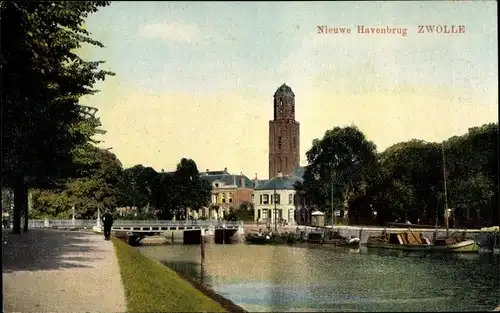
[367,142,479,253]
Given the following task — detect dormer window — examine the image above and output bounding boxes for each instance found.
[215,183,219,188]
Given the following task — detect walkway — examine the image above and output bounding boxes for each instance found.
[2,229,127,313]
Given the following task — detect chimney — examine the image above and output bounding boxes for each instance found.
[277,171,283,178]
[253,177,259,188]
[161,169,164,173]
[224,167,227,172]
[240,176,245,188]
[206,169,209,172]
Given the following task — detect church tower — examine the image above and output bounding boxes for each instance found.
[269,83,300,179]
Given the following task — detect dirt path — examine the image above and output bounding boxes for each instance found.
[2,229,127,313]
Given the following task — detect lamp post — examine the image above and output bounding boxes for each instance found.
[71,205,76,226]
[331,178,335,228]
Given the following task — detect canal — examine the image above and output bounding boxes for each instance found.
[138,244,500,312]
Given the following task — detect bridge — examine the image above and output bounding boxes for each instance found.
[28,219,245,245]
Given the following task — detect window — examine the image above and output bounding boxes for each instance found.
[260,194,263,204]
[258,210,261,219]
[270,194,273,205]
[222,193,226,203]
[274,194,281,204]
[252,194,255,202]
[215,183,219,188]
[293,138,296,149]
[228,192,233,203]
[289,194,293,204]
[262,209,268,219]
[263,194,269,204]
[289,209,294,221]
[278,136,282,150]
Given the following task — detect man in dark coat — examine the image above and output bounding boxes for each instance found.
[101,210,114,240]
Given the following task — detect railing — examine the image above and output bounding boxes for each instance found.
[30,219,97,228]
[29,219,243,228]
[114,219,243,228]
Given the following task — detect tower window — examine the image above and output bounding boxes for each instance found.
[278,136,282,149]
[293,138,296,149]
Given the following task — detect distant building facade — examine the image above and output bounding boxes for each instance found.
[252,172,303,226]
[200,168,254,219]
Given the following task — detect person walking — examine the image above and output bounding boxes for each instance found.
[101,210,114,240]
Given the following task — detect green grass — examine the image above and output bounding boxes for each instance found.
[112,238,226,312]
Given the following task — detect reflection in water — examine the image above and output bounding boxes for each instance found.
[138,244,500,312]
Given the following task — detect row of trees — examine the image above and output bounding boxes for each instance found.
[26,157,213,221]
[296,123,498,227]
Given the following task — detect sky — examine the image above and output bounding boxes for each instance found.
[80,1,498,179]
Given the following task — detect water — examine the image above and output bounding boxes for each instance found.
[138,244,500,312]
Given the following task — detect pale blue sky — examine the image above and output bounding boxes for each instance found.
[81,1,498,178]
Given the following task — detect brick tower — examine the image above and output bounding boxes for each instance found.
[268,83,300,179]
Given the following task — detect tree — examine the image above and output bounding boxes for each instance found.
[1,1,114,233]
[301,126,378,224]
[151,158,211,220]
[30,147,124,219]
[173,158,211,219]
[376,140,443,225]
[120,165,158,216]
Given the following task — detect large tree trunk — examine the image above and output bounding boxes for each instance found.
[12,181,28,234]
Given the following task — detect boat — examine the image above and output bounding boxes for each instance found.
[366,229,480,253]
[245,232,289,245]
[307,230,360,248]
[432,233,480,253]
[366,230,433,251]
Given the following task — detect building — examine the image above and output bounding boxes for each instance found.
[253,172,302,226]
[200,168,254,219]
[269,83,300,179]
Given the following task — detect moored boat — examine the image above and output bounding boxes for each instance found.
[366,230,432,251]
[307,230,361,247]
[366,230,480,253]
[432,234,479,252]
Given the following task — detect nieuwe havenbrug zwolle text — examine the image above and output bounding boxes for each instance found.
[317,25,466,37]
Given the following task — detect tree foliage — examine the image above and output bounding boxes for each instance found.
[31,147,123,219]
[1,1,113,232]
[300,126,378,223]
[151,158,212,220]
[119,165,158,210]
[298,123,499,227]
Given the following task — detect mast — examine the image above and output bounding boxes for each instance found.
[441,141,449,213]
[442,141,450,235]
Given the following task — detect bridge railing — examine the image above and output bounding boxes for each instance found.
[113,220,243,228]
[29,219,97,228]
[28,219,243,228]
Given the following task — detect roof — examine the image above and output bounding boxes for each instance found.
[200,171,254,188]
[274,83,295,97]
[255,175,303,191]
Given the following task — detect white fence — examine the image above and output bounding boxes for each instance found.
[29,219,243,229]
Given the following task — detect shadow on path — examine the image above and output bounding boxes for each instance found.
[2,229,105,273]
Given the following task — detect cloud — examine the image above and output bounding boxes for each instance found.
[139,22,201,43]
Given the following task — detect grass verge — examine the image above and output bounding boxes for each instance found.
[112,237,226,312]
